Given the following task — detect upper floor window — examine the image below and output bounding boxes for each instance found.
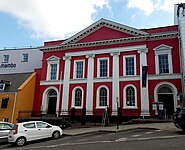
[3,55,9,63]
[98,58,109,77]
[50,64,57,80]
[153,44,173,74]
[74,60,84,79]
[123,85,137,108]
[46,56,60,81]
[158,54,169,73]
[0,83,5,91]
[22,53,29,62]
[123,55,136,76]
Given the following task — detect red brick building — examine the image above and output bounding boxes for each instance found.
[33,19,182,120]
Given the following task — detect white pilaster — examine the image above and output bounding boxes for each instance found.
[61,56,71,115]
[110,52,120,115]
[86,54,95,115]
[138,48,150,117]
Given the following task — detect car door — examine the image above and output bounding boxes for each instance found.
[0,123,12,140]
[22,122,38,141]
[36,122,53,139]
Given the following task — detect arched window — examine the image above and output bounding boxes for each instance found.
[74,88,82,107]
[125,86,136,107]
[99,87,107,107]
[48,90,57,97]
[158,86,173,94]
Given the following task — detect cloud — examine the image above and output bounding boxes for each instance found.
[127,0,185,16]
[0,0,109,39]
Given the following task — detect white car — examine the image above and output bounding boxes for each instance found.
[8,121,63,146]
[0,122,14,143]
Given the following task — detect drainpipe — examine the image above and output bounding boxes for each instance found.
[11,92,17,123]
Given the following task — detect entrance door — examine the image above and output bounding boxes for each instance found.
[158,86,174,118]
[47,97,57,114]
[158,94,174,118]
[47,90,57,115]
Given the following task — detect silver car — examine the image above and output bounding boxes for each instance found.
[0,122,14,143]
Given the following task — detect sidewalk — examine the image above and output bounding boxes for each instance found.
[63,120,181,136]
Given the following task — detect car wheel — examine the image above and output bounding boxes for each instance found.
[16,137,26,146]
[52,131,60,139]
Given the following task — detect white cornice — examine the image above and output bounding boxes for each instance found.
[39,32,178,52]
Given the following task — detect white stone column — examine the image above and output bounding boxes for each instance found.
[138,48,149,117]
[110,52,120,115]
[61,56,71,115]
[86,54,95,115]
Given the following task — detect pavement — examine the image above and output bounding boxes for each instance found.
[63,119,182,136]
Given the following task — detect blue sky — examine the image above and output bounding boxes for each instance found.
[0,0,185,49]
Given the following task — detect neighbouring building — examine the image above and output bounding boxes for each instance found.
[0,72,36,123]
[32,18,182,121]
[175,3,185,105]
[0,47,43,123]
[0,47,43,74]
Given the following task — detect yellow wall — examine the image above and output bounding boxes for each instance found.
[12,72,36,123]
[0,93,16,123]
[0,72,36,124]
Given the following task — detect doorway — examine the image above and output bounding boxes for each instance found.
[47,90,57,115]
[158,86,174,118]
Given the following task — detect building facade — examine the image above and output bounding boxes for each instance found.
[0,47,43,74]
[0,73,36,123]
[33,19,182,119]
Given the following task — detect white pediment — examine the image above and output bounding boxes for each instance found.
[46,55,60,61]
[61,18,148,45]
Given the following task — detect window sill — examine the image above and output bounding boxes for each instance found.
[123,106,138,109]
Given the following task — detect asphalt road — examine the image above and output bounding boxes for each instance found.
[1,128,185,150]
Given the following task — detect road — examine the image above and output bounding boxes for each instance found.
[1,128,185,150]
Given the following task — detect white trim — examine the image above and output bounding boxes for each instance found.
[71,86,84,109]
[153,44,173,74]
[123,84,138,109]
[73,59,85,79]
[97,57,109,78]
[96,85,109,109]
[46,56,60,81]
[123,55,136,76]
[65,45,146,57]
[61,56,71,114]
[154,82,178,112]
[0,83,5,90]
[86,54,95,114]
[41,86,59,113]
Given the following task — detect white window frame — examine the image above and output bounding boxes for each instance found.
[73,60,85,79]
[72,86,84,109]
[3,55,9,63]
[46,56,60,81]
[96,85,109,109]
[123,84,137,109]
[22,53,29,62]
[97,57,109,78]
[123,55,136,76]
[153,44,173,74]
[0,83,5,91]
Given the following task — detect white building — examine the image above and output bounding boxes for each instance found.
[0,47,43,74]
[175,3,185,103]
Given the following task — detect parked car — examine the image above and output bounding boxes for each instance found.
[8,121,63,146]
[0,122,14,143]
[173,107,185,131]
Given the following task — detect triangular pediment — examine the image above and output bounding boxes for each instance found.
[153,44,173,51]
[62,18,148,45]
[46,55,60,61]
